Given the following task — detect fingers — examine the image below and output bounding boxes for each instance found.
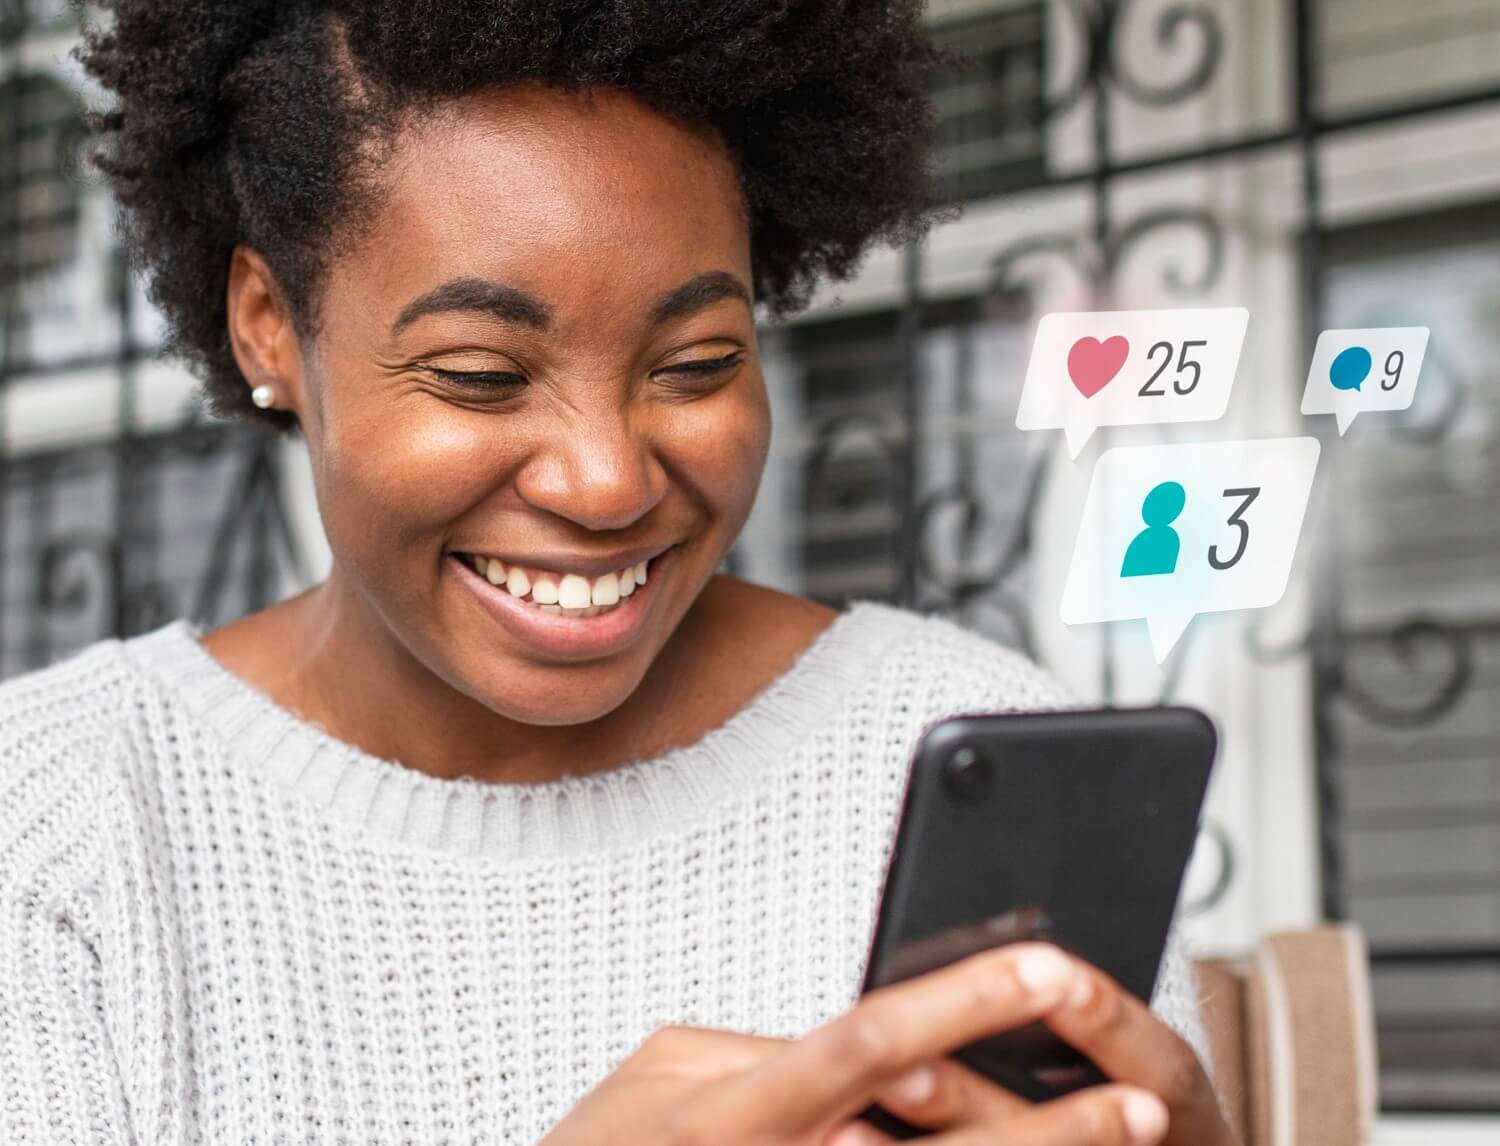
[866,1054,1029,1129]
[700,942,1078,1135]
[1040,958,1214,1114]
[824,1122,900,1146]
[826,1083,1167,1146]
[926,1084,1168,1146]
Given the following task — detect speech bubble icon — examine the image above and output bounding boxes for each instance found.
[1016,308,1247,458]
[1329,346,1371,391]
[1301,327,1429,435]
[1060,437,1321,662]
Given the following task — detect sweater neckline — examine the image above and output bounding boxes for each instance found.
[122,598,918,864]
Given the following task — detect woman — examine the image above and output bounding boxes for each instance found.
[0,2,1236,1143]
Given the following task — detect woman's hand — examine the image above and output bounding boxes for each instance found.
[539,941,1226,1145]
[851,945,1238,1146]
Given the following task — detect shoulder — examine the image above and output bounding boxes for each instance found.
[0,634,140,765]
[0,633,143,900]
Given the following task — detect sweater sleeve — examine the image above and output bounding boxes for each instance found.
[0,884,136,1145]
[0,644,140,1145]
[1152,917,1214,1077]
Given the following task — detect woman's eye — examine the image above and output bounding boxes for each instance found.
[428,368,527,394]
[423,354,743,396]
[657,351,745,386]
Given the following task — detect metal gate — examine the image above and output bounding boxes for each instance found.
[3,0,1497,1112]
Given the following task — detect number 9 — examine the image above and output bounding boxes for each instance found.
[1380,350,1404,391]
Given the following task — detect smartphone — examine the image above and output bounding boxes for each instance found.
[856,706,1216,1137]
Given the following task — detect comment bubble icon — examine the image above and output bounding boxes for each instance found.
[1060,437,1321,662]
[1016,308,1248,458]
[1301,327,1429,435]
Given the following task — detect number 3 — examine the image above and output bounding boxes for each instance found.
[1208,487,1261,570]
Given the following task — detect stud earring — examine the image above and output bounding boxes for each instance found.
[250,384,276,409]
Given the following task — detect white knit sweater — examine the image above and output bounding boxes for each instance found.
[0,598,1211,1144]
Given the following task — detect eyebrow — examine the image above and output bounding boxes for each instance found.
[389,270,751,337]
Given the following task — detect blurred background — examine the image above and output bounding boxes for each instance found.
[2,0,1496,1138]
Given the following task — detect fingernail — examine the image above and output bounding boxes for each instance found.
[1014,946,1073,999]
[1067,969,1095,1009]
[889,1063,937,1105]
[1122,1091,1169,1144]
[827,1121,883,1146]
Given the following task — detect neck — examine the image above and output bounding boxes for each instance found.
[203,568,710,785]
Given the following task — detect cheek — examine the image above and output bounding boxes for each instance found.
[660,383,772,512]
[313,394,513,561]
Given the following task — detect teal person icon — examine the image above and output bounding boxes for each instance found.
[1121,480,1185,577]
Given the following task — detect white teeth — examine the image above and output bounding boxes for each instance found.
[466,550,661,614]
[557,573,592,609]
[591,571,620,606]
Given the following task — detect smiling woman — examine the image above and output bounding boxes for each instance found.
[0,3,1232,1145]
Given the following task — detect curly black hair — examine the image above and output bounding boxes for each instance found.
[76,1,951,432]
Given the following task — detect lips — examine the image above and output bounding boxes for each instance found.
[450,543,676,660]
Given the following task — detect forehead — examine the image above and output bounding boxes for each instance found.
[351,84,751,319]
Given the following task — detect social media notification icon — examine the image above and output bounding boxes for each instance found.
[1300,327,1429,434]
[1016,308,1248,458]
[1060,437,1321,662]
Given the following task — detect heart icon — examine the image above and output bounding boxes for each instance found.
[1067,335,1130,398]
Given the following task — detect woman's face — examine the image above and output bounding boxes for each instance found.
[260,84,770,728]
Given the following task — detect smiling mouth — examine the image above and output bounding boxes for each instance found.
[452,548,669,618]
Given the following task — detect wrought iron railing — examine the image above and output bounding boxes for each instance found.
[2,0,1496,1112]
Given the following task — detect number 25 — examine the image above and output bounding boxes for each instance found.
[1140,340,1207,397]
[1208,487,1261,570]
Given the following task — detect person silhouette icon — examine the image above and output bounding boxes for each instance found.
[1121,480,1186,577]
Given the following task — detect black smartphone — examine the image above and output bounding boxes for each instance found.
[856,705,1216,1137]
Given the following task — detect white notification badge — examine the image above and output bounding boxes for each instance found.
[1061,437,1321,662]
[1016,307,1249,458]
[1300,326,1429,435]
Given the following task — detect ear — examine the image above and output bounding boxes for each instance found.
[226,245,308,417]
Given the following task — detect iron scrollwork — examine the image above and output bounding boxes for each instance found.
[1041,0,1226,119]
[1181,818,1236,917]
[802,411,906,514]
[984,206,1226,317]
[37,531,114,616]
[35,529,178,649]
[1103,206,1225,296]
[1340,618,1476,729]
[1107,0,1224,108]
[985,234,1090,319]
[911,453,1048,654]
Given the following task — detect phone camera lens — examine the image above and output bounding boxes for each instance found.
[943,747,993,803]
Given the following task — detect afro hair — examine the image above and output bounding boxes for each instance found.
[77,1,950,431]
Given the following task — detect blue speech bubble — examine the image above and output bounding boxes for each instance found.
[1329,346,1372,392]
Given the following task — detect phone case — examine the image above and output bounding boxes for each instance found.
[856,705,1216,1136]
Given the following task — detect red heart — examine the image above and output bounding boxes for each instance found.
[1067,335,1130,398]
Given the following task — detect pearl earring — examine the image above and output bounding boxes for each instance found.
[250,384,276,409]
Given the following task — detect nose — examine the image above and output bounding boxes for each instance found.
[514,405,669,532]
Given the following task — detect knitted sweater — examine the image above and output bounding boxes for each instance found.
[0,598,1211,1144]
